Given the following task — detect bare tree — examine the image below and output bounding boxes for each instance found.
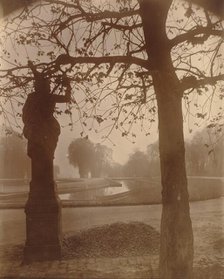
[0,0,223,278]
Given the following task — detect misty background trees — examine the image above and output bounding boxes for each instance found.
[68,137,113,178]
[68,138,95,178]
[147,128,224,177]
[1,127,223,179]
[67,128,223,179]
[185,129,224,176]
[0,131,30,178]
[0,129,62,179]
[123,150,151,177]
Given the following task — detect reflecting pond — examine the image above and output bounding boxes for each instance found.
[1,177,223,205]
[59,180,130,201]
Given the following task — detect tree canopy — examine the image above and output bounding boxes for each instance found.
[0,0,223,138]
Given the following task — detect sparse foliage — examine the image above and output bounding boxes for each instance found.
[0,0,222,138]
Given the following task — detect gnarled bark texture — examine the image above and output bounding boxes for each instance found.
[139,1,194,278]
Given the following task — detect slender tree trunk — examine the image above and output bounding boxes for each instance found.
[139,1,194,278]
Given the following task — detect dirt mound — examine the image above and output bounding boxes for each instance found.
[62,222,160,259]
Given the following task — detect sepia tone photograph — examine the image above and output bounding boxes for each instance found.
[0,0,223,278]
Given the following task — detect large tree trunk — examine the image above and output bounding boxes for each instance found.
[139,1,194,278]
[156,78,194,279]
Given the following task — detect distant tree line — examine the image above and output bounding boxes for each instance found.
[68,137,152,178]
[0,130,60,179]
[0,131,30,178]
[1,128,222,180]
[146,128,224,177]
[185,129,223,176]
[68,128,223,179]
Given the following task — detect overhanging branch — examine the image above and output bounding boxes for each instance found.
[43,0,79,8]
[101,22,142,31]
[170,26,223,48]
[85,9,140,21]
[53,54,150,71]
[55,8,140,34]
[0,55,150,78]
[181,74,224,91]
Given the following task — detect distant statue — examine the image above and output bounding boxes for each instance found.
[22,61,71,182]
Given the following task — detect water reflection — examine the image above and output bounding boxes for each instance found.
[0,179,131,203]
[104,181,129,196]
[1,177,223,205]
[59,180,130,201]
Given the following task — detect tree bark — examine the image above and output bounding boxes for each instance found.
[139,1,194,278]
[156,78,194,279]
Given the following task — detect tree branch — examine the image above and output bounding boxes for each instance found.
[43,0,79,9]
[181,74,224,91]
[101,22,142,31]
[55,8,140,34]
[170,26,223,48]
[53,54,150,71]
[83,9,140,22]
